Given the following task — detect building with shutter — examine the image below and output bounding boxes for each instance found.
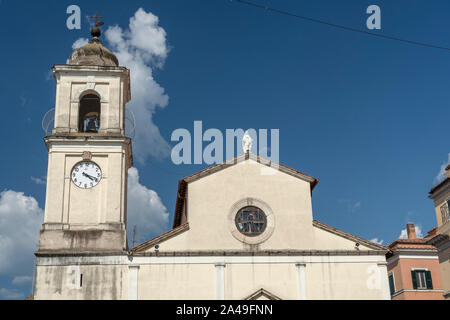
[386,223,444,300]
[428,164,450,300]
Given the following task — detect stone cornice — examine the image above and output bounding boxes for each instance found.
[130,249,387,257]
[36,249,386,259]
[35,251,127,258]
[53,64,129,74]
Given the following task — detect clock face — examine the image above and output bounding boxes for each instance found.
[71,161,102,189]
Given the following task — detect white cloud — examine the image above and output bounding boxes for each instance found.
[31,177,46,185]
[19,94,27,107]
[370,238,384,245]
[72,37,89,50]
[435,153,450,183]
[127,168,169,245]
[415,225,424,238]
[0,190,43,276]
[104,8,171,164]
[399,225,423,239]
[45,70,53,81]
[12,276,32,285]
[0,288,24,300]
[338,199,361,213]
[398,229,407,239]
[352,201,361,212]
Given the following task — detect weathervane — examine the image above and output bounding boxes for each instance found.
[89,12,104,27]
[88,12,105,39]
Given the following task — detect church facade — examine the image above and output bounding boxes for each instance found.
[33,26,390,300]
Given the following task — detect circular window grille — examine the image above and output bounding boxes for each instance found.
[235,206,267,237]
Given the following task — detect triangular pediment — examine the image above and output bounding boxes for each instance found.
[244,288,282,300]
[172,153,319,228]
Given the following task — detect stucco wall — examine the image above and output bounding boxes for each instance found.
[432,185,449,228]
[53,66,129,135]
[150,159,373,253]
[35,255,388,300]
[438,245,450,299]
[138,263,216,300]
[34,264,128,300]
[138,260,387,300]
[388,257,444,300]
[39,138,130,253]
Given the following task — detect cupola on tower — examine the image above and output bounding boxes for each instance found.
[37,24,132,254]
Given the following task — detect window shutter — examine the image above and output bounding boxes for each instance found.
[425,271,433,290]
[411,270,418,289]
[388,274,395,295]
[446,200,450,221]
[441,205,449,224]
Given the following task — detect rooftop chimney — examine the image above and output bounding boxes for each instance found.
[445,164,450,179]
[406,223,417,239]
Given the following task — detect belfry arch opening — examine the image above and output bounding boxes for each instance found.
[79,93,101,133]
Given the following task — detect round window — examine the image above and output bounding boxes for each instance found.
[235,206,267,237]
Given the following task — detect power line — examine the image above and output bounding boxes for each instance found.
[233,0,450,52]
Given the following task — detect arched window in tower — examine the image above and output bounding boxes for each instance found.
[79,94,101,133]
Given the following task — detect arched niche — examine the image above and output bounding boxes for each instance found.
[78,92,101,133]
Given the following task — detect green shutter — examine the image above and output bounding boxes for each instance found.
[388,274,395,295]
[425,271,433,289]
[411,270,418,289]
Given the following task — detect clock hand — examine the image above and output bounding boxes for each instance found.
[82,172,96,181]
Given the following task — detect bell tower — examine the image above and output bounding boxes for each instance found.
[38,25,132,254]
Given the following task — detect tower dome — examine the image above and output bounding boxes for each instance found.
[68,27,119,67]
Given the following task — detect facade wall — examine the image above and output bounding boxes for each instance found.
[394,291,444,300]
[432,187,449,228]
[35,255,388,300]
[41,139,129,233]
[167,160,313,251]
[34,264,128,300]
[138,263,216,300]
[388,257,444,300]
[150,160,373,253]
[53,67,129,135]
[438,244,450,299]
[430,183,449,299]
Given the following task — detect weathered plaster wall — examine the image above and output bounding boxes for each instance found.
[35,264,128,300]
[35,255,388,300]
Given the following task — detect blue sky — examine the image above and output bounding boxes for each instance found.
[0,0,449,299]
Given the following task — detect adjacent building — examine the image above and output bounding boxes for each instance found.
[428,165,450,300]
[386,223,444,300]
[387,165,450,301]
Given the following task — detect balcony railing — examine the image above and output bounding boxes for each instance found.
[42,108,55,136]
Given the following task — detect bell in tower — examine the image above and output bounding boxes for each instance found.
[79,93,101,133]
[85,114,99,133]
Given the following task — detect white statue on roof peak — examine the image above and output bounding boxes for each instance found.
[242,130,253,154]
